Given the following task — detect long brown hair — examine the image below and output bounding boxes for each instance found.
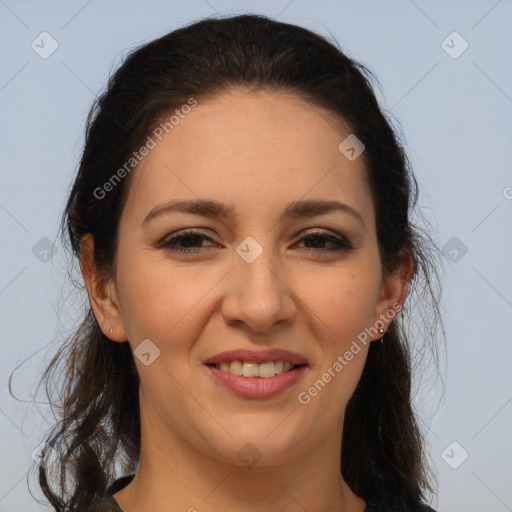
[35,13,443,511]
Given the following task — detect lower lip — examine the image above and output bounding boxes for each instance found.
[206,365,307,399]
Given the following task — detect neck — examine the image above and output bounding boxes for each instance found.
[115,418,366,512]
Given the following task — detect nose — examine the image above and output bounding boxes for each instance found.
[220,249,297,335]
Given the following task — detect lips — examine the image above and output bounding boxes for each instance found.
[204,348,308,399]
[203,348,308,366]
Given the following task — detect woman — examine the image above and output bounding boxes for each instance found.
[38,13,442,512]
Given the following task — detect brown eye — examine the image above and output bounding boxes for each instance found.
[297,231,353,253]
[158,230,219,253]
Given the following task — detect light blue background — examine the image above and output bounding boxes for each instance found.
[1,1,511,511]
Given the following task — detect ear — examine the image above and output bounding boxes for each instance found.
[80,233,128,342]
[370,247,414,339]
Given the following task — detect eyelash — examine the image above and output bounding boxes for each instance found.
[157,229,354,255]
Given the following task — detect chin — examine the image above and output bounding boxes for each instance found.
[197,420,311,468]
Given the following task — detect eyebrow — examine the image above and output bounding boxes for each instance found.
[142,199,365,227]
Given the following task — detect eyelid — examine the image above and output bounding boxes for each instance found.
[298,228,350,241]
[156,228,219,248]
[156,227,354,254]
[295,229,354,251]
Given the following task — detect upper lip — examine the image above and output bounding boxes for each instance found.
[203,348,308,366]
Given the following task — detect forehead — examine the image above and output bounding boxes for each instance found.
[122,88,373,224]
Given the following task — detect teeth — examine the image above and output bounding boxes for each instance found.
[229,360,243,376]
[258,362,275,378]
[242,362,259,377]
[214,360,298,378]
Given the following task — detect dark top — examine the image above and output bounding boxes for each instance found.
[86,474,438,512]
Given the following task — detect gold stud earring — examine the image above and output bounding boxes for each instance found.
[109,328,113,335]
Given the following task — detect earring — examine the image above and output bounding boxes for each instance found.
[109,328,113,335]
[378,328,385,344]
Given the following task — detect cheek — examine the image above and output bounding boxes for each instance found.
[297,271,374,417]
[302,266,380,348]
[116,253,221,343]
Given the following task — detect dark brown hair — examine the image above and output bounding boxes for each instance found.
[36,13,443,511]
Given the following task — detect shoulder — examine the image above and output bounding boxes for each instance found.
[412,505,437,512]
[364,496,438,512]
[416,505,437,512]
[366,505,437,512]
[82,474,135,512]
[83,496,122,512]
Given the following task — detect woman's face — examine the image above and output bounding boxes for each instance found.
[88,88,407,467]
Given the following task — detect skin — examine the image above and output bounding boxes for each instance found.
[81,88,413,511]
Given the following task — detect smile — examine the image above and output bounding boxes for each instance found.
[212,360,300,378]
[204,348,308,398]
